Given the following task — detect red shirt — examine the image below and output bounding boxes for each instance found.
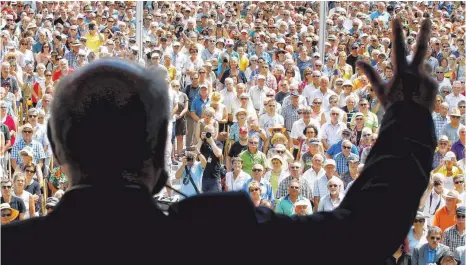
[52,68,74,81]
[3,115,16,147]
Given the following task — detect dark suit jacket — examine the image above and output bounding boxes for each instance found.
[2,102,436,265]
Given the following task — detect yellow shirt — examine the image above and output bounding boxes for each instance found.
[84,33,102,53]
[239,55,249,72]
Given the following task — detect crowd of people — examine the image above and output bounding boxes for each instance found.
[0,1,465,264]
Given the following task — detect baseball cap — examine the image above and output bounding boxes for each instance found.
[307,138,321,145]
[324,159,336,167]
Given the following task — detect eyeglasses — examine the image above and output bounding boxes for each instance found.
[252,169,263,172]
[414,219,425,223]
[457,215,466,219]
[313,102,322,105]
[1,186,11,189]
[29,115,37,118]
[276,150,285,154]
[23,130,33,134]
[328,184,338,188]
[249,141,258,145]
[455,181,464,184]
[331,113,339,116]
[25,169,35,173]
[289,186,299,190]
[430,236,441,241]
[342,146,351,150]
[1,213,11,217]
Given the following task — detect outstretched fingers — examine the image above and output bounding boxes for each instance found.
[411,19,432,68]
[357,60,385,99]
[392,19,408,74]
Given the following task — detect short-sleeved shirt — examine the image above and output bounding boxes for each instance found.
[228,141,247,158]
[200,140,223,180]
[239,150,268,176]
[190,97,210,118]
[179,162,204,198]
[1,195,26,220]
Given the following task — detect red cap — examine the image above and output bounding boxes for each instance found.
[239,127,248,134]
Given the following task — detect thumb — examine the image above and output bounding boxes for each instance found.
[357,60,386,100]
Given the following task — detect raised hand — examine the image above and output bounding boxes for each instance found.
[357,19,438,112]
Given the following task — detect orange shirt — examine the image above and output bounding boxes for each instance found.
[432,206,457,232]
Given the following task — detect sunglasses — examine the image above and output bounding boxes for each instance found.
[289,186,299,190]
[457,215,466,219]
[1,186,11,189]
[328,184,338,188]
[249,141,258,145]
[430,236,441,241]
[342,146,352,150]
[25,169,35,173]
[414,219,425,223]
[290,166,300,170]
[23,130,33,134]
[252,169,263,172]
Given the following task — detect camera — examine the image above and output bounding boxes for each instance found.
[223,58,229,63]
[206,132,212,139]
[186,156,194,162]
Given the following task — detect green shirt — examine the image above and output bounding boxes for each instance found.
[239,150,268,176]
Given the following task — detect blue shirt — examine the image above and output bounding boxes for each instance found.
[190,97,210,118]
[179,162,204,199]
[242,178,273,202]
[426,247,437,264]
[326,140,359,158]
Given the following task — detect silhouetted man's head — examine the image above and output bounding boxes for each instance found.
[48,59,169,193]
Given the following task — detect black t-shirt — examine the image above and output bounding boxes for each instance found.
[1,195,26,220]
[275,92,290,105]
[200,140,223,180]
[228,141,247,158]
[25,180,41,212]
[346,54,362,74]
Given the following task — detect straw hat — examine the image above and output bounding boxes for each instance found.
[271,133,287,144]
[268,155,285,166]
[444,190,462,204]
[210,91,223,104]
[0,203,19,223]
[268,124,286,134]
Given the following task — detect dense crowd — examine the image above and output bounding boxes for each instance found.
[0,1,465,263]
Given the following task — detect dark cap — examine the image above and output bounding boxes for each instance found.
[342,128,353,135]
[457,206,465,215]
[308,138,321,145]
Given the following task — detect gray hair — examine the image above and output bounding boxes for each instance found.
[427,226,442,236]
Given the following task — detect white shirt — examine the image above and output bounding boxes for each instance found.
[290,118,320,148]
[308,89,337,111]
[445,93,466,112]
[225,170,251,191]
[220,89,237,114]
[302,167,325,195]
[313,175,345,199]
[249,85,270,110]
[317,192,345,212]
[422,190,446,226]
[320,121,348,146]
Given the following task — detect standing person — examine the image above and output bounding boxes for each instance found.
[2,19,441,265]
[174,150,206,200]
[0,179,25,221]
[199,125,223,193]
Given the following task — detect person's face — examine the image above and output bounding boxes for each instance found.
[289,164,301,176]
[312,156,323,167]
[450,115,461,124]
[1,181,12,197]
[325,165,336,176]
[22,127,33,141]
[267,102,276,112]
[440,105,449,116]
[199,87,208,97]
[252,167,263,177]
[427,232,442,249]
[20,153,32,163]
[359,101,369,111]
[1,209,13,224]
[28,112,37,123]
[248,138,258,151]
[330,110,340,121]
[348,161,359,170]
[342,142,352,155]
[328,182,339,195]
[288,183,300,195]
[14,177,25,189]
[454,177,465,190]
[271,159,282,171]
[249,185,261,197]
[413,217,425,227]
[457,211,465,225]
[232,161,243,171]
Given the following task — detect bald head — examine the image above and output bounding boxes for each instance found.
[49,59,169,186]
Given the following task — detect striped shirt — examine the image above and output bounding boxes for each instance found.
[433,114,450,140]
[10,139,46,166]
[276,176,313,200]
[442,225,465,252]
[282,104,301,132]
